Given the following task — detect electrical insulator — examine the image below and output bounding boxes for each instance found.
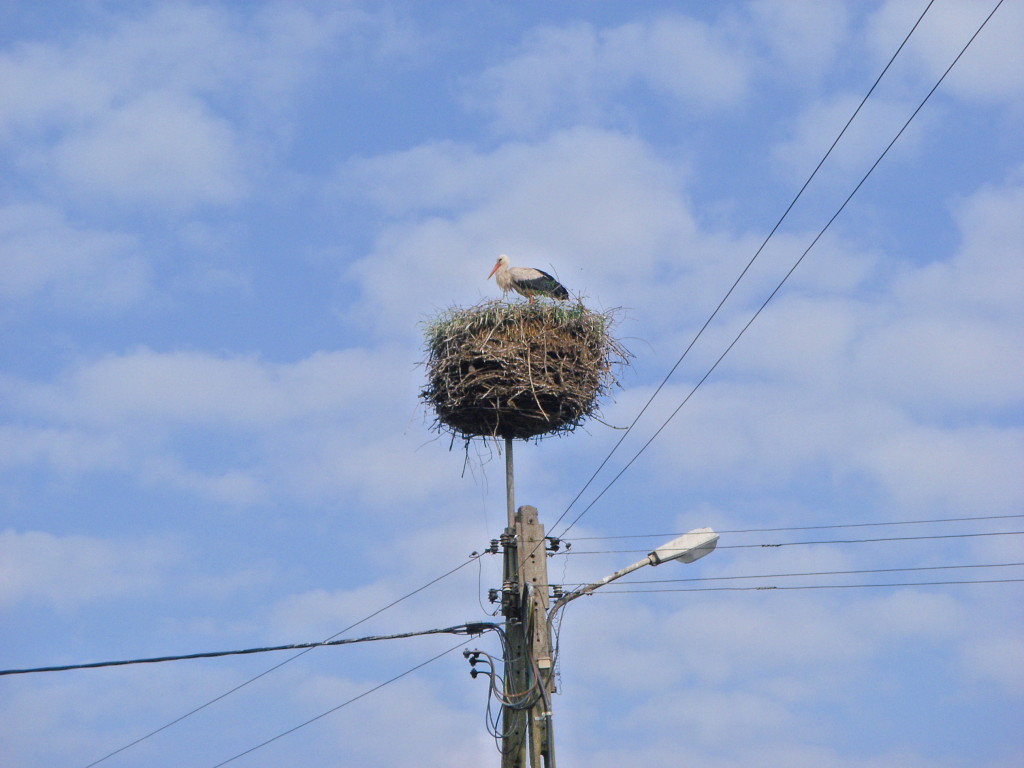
[501,582,517,617]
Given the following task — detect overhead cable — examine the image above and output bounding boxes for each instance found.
[83,552,483,768]
[207,639,474,768]
[553,0,1007,542]
[1,623,497,678]
[597,578,1024,594]
[568,512,1024,541]
[545,0,941,540]
[557,529,1024,555]
[551,562,1024,590]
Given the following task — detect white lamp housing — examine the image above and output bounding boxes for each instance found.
[551,526,720,614]
[649,527,719,565]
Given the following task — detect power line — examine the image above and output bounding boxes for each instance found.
[0,623,497,678]
[567,512,1024,541]
[552,562,1024,589]
[544,0,941,541]
[597,578,1024,594]
[557,530,1024,555]
[207,638,473,768]
[83,553,483,768]
[552,0,1007,543]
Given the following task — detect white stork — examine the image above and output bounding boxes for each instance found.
[488,254,569,302]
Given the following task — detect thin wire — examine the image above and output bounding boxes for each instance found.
[543,0,940,540]
[465,633,524,748]
[554,0,1006,542]
[1,623,497,677]
[476,551,496,615]
[557,530,1024,555]
[83,553,482,768]
[567,512,1024,541]
[597,578,1024,594]
[207,639,473,768]
[553,562,1024,589]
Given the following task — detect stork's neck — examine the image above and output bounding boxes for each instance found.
[495,266,515,292]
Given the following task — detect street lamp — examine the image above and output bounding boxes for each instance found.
[550,527,719,614]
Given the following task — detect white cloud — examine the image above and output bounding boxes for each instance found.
[293,672,486,768]
[0,345,457,507]
[0,2,422,213]
[0,41,110,141]
[267,521,492,642]
[627,357,1022,516]
[0,5,249,210]
[895,173,1024,318]
[268,584,397,641]
[0,425,129,475]
[851,174,1024,417]
[868,0,1024,105]
[642,168,1022,513]
[603,15,749,109]
[138,456,269,507]
[13,348,401,428]
[859,423,1023,513]
[0,529,179,610]
[770,2,1023,192]
[624,687,800,745]
[552,580,1015,766]
[340,127,698,338]
[854,314,1022,414]
[963,631,1024,696]
[49,91,246,209]
[462,14,748,135]
[745,0,850,79]
[0,661,293,768]
[0,203,148,312]
[769,91,931,188]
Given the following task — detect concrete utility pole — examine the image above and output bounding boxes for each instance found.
[493,437,715,767]
[501,504,556,768]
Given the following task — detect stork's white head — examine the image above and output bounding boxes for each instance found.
[488,254,510,279]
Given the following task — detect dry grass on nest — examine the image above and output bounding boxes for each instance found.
[421,299,629,441]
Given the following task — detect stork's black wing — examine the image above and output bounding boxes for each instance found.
[518,270,569,299]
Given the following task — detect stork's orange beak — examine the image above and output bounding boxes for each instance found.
[487,261,501,279]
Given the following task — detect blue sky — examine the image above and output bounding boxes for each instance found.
[1,1,1022,766]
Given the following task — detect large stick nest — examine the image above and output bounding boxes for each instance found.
[421,300,629,441]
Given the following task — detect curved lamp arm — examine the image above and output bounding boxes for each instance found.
[550,527,719,620]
